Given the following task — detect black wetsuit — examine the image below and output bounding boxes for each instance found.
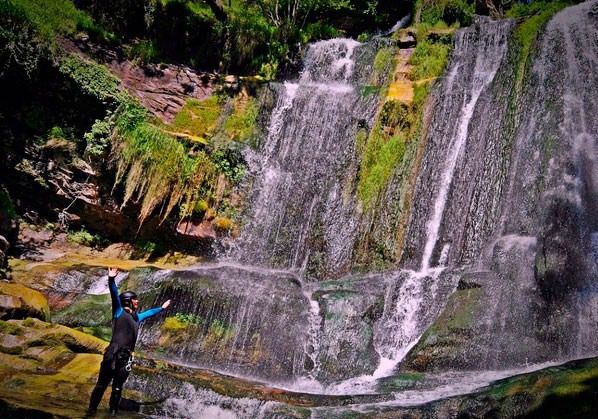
[88,274,162,414]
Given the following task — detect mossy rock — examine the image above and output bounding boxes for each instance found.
[0,283,50,321]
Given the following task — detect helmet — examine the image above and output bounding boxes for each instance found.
[119,291,138,309]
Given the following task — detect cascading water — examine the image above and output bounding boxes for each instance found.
[404,17,514,270]
[231,39,381,276]
[337,17,516,389]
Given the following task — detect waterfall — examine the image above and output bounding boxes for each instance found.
[362,17,514,377]
[231,39,380,276]
[417,17,513,272]
[134,2,598,402]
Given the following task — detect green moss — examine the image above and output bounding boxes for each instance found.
[162,316,187,333]
[509,1,570,91]
[408,39,451,81]
[76,326,111,342]
[372,47,394,85]
[357,127,406,209]
[0,320,24,336]
[171,96,223,139]
[222,97,258,143]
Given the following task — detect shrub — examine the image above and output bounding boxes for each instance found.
[408,39,451,81]
[10,0,112,45]
[213,217,233,232]
[67,227,104,247]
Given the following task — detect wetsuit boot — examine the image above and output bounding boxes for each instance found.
[109,387,122,416]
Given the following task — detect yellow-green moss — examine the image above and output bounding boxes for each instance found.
[0,283,50,321]
[171,96,223,138]
[213,217,234,232]
[222,96,258,142]
[162,316,187,333]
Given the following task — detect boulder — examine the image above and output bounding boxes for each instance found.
[0,283,50,321]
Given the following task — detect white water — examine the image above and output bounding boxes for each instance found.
[152,383,279,419]
[86,271,128,294]
[325,360,566,415]
[327,267,449,395]
[384,14,411,36]
[421,69,503,271]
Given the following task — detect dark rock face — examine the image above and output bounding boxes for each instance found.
[312,278,385,384]
[131,265,311,383]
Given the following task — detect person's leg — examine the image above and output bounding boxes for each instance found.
[108,356,130,415]
[88,358,114,411]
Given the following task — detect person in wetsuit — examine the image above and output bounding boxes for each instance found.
[88,266,171,415]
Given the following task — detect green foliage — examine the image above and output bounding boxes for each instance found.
[174,312,202,326]
[58,55,122,105]
[83,111,115,159]
[0,1,46,77]
[408,39,451,80]
[134,240,161,257]
[9,0,112,45]
[212,146,245,183]
[128,39,160,64]
[417,0,474,26]
[67,227,105,247]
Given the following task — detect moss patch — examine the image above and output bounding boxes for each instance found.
[0,283,50,321]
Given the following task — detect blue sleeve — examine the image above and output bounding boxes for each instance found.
[109,275,123,319]
[137,307,163,322]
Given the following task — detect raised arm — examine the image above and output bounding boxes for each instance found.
[138,300,171,322]
[108,267,124,319]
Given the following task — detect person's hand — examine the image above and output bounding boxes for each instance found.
[161,300,171,310]
[108,266,119,277]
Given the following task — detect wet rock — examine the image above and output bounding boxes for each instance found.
[0,284,50,321]
[313,279,385,383]
[176,219,217,240]
[127,266,310,382]
[396,30,416,48]
[0,318,106,417]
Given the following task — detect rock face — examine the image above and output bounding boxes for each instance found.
[0,283,50,321]
[0,318,106,417]
[107,60,216,123]
[68,38,216,123]
[128,266,311,383]
[311,278,385,384]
